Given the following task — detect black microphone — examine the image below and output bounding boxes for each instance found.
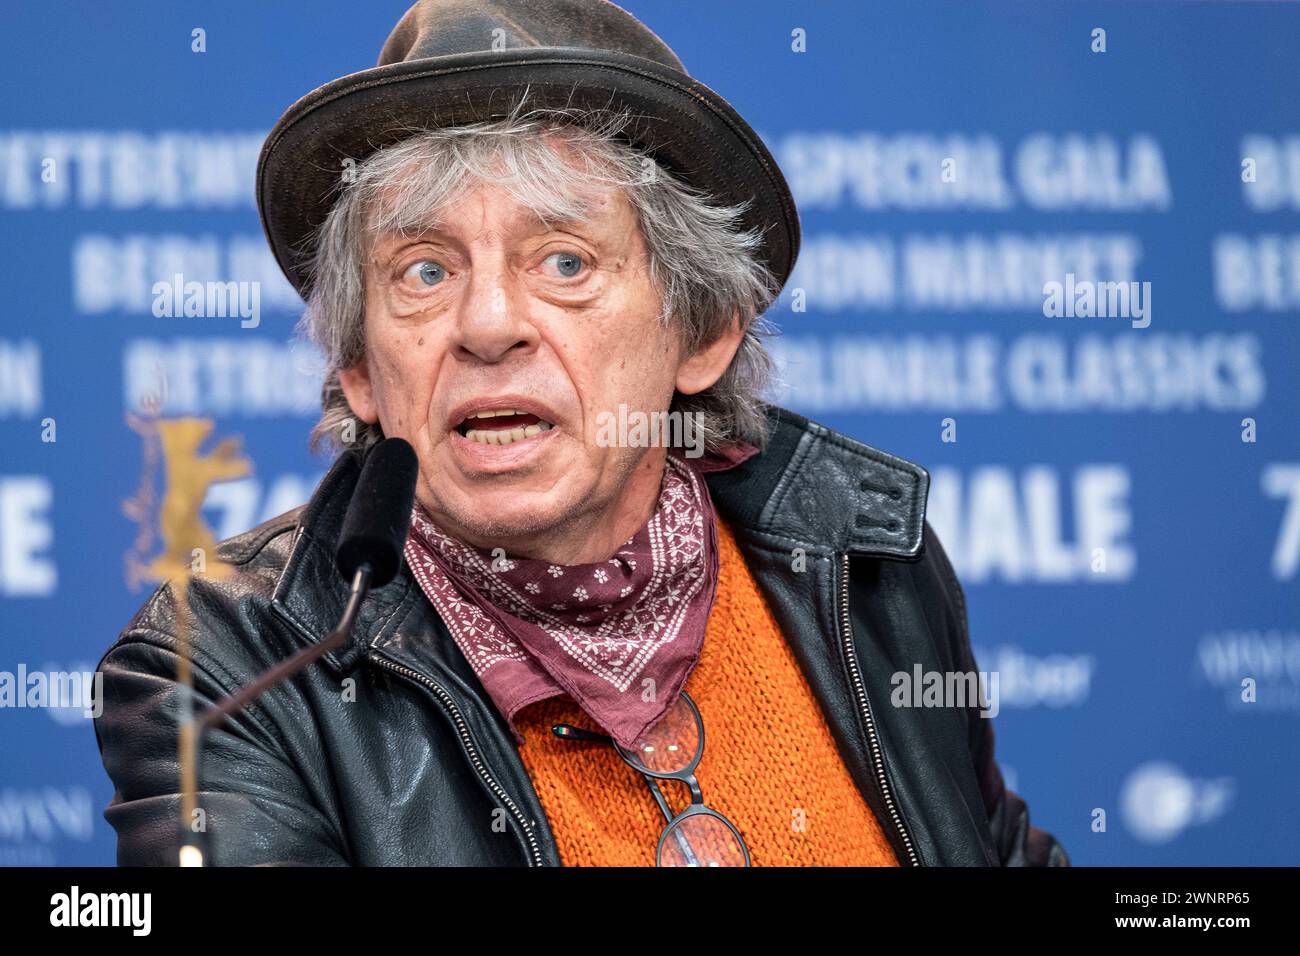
[179,438,419,865]
[336,436,420,588]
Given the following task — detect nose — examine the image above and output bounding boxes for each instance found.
[449,255,539,365]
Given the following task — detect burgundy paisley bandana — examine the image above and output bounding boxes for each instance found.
[404,449,753,749]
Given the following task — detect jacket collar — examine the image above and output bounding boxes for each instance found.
[705,406,929,561]
[270,406,931,660]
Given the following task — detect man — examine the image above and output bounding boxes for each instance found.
[95,0,1068,867]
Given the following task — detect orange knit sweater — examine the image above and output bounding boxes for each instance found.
[513,518,900,866]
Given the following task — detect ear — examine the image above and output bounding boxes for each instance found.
[337,358,380,424]
[675,312,746,396]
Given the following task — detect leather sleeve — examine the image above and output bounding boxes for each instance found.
[924,524,1071,867]
[94,630,350,867]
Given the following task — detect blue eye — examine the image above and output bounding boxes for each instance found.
[542,251,585,278]
[404,260,446,286]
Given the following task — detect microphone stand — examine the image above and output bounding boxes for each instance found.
[177,563,372,866]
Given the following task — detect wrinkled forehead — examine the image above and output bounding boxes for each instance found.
[358,134,632,253]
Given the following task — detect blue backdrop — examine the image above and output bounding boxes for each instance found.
[1,0,1297,866]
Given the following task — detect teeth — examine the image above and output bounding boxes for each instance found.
[463,420,553,445]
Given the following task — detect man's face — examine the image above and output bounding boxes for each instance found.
[338,170,690,558]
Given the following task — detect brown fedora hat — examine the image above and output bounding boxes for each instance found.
[256,0,800,297]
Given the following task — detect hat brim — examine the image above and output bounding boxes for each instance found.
[256,46,800,296]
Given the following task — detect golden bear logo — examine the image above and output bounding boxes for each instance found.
[125,413,253,587]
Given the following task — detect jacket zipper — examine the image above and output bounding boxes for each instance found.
[838,553,921,867]
[369,652,545,867]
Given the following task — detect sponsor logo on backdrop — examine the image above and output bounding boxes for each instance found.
[886,649,1093,720]
[1120,762,1233,845]
[972,645,1094,707]
[1198,629,1300,713]
[0,787,95,866]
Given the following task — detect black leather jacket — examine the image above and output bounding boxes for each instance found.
[94,408,1069,867]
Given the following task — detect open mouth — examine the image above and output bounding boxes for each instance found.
[454,408,555,446]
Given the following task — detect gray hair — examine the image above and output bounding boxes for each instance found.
[297,103,782,455]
